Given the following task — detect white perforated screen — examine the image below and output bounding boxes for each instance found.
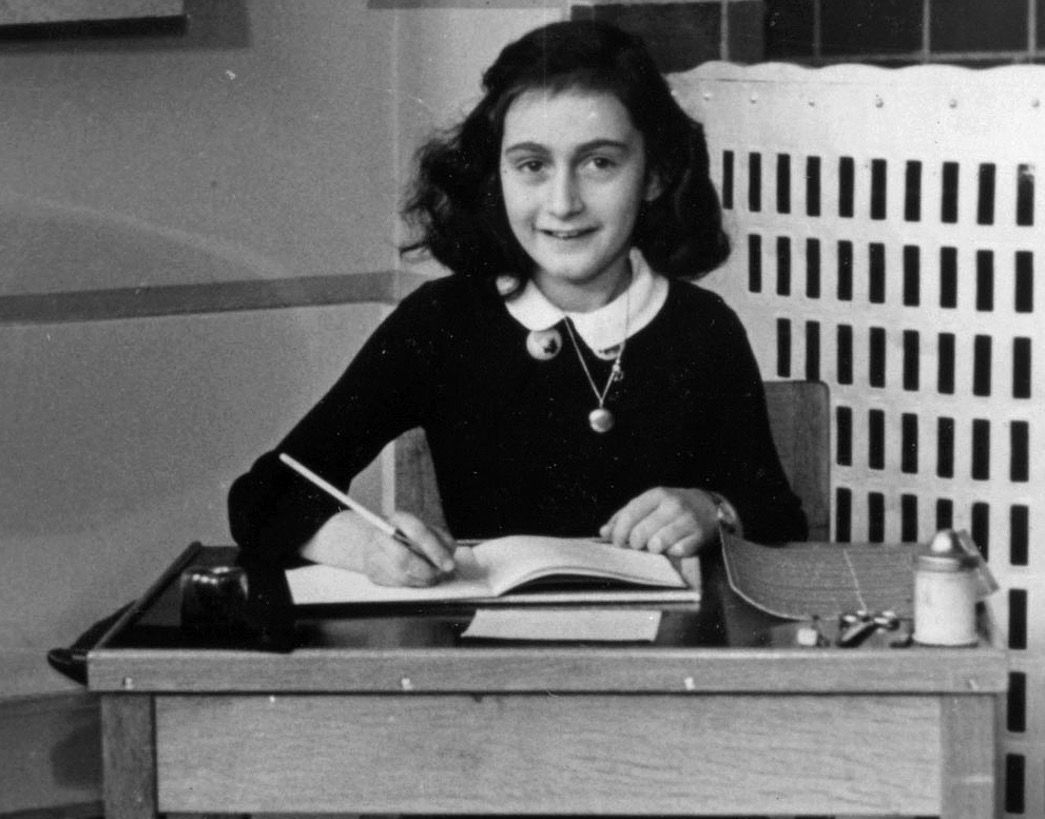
[675,62,1043,817]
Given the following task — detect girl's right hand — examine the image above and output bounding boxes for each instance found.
[300,510,456,587]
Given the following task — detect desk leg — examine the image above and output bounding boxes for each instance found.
[940,695,997,819]
[101,694,157,819]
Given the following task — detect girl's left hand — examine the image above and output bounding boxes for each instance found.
[599,488,720,557]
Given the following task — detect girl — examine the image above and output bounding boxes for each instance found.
[228,20,807,586]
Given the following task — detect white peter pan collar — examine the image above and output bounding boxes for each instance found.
[502,249,668,353]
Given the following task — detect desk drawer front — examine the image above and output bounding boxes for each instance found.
[155,693,941,815]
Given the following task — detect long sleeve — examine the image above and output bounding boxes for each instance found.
[227,283,443,562]
[701,300,808,544]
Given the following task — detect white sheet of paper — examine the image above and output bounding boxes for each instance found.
[461,608,662,642]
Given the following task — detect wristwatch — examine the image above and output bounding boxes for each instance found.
[708,491,741,536]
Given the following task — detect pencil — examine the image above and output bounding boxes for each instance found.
[278,452,441,569]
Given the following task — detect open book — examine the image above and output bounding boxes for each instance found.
[286,535,698,605]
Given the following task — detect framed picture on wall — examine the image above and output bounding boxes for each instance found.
[0,0,184,26]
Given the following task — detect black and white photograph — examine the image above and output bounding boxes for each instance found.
[1,2,1039,817]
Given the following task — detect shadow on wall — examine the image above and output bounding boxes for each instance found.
[0,196,306,539]
[0,195,290,296]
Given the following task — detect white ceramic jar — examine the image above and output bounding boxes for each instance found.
[912,530,979,646]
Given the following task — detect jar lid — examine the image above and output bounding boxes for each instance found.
[915,530,979,572]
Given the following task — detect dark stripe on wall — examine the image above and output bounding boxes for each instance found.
[0,270,422,326]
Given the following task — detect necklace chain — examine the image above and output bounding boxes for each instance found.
[560,277,631,411]
[562,319,624,408]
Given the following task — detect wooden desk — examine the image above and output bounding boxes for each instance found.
[89,544,1007,818]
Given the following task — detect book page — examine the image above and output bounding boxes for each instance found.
[287,546,492,605]
[286,536,690,606]
[476,536,687,595]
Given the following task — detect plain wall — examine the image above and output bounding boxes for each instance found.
[1,0,563,652]
[1,0,397,294]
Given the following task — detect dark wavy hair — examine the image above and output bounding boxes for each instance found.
[400,19,729,283]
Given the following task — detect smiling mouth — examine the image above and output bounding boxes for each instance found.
[540,228,596,240]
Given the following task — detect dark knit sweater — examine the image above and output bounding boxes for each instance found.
[228,275,807,562]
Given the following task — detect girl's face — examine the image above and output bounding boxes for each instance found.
[499,88,657,312]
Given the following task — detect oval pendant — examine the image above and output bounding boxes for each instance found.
[588,407,615,433]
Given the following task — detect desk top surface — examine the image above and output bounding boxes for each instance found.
[86,543,1007,696]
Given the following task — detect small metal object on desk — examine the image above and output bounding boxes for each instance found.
[180,565,250,636]
[795,615,829,647]
[837,609,899,648]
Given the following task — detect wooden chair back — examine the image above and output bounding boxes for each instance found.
[394,379,830,541]
[763,380,831,541]
[393,426,449,533]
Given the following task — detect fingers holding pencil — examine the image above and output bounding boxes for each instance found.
[322,510,451,588]
[351,511,453,587]
[388,511,456,577]
[279,452,455,586]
